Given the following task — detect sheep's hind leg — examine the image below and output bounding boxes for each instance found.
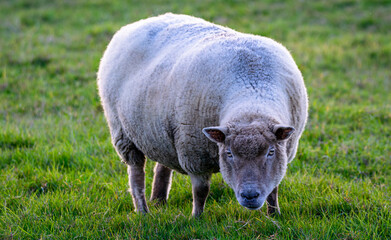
[266,186,280,215]
[114,133,149,214]
[150,163,173,205]
[127,162,149,214]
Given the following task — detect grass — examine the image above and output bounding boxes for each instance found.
[1,0,390,239]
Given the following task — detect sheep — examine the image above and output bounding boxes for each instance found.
[97,13,308,217]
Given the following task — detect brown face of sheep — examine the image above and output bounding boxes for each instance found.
[203,124,294,210]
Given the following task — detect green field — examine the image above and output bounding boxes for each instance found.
[1,0,390,239]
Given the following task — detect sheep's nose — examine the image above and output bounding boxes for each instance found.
[240,190,260,201]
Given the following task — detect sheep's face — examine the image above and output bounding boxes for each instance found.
[203,122,294,210]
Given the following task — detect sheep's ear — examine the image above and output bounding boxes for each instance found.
[273,125,295,141]
[202,126,228,143]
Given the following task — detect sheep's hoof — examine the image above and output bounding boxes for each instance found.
[134,205,149,215]
[192,210,204,218]
[150,198,167,207]
[267,206,281,216]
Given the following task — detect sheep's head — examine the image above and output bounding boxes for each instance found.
[203,121,294,210]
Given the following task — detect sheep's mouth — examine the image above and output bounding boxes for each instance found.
[236,194,265,210]
[237,199,264,210]
[243,205,262,210]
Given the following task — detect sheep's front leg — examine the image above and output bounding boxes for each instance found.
[189,174,211,217]
[150,163,173,205]
[128,163,149,214]
[266,186,280,215]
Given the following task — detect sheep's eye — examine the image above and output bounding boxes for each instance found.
[226,150,233,158]
[267,147,275,157]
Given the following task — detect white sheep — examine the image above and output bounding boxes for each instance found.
[98,13,308,217]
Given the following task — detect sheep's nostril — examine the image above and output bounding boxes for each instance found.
[240,191,260,200]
